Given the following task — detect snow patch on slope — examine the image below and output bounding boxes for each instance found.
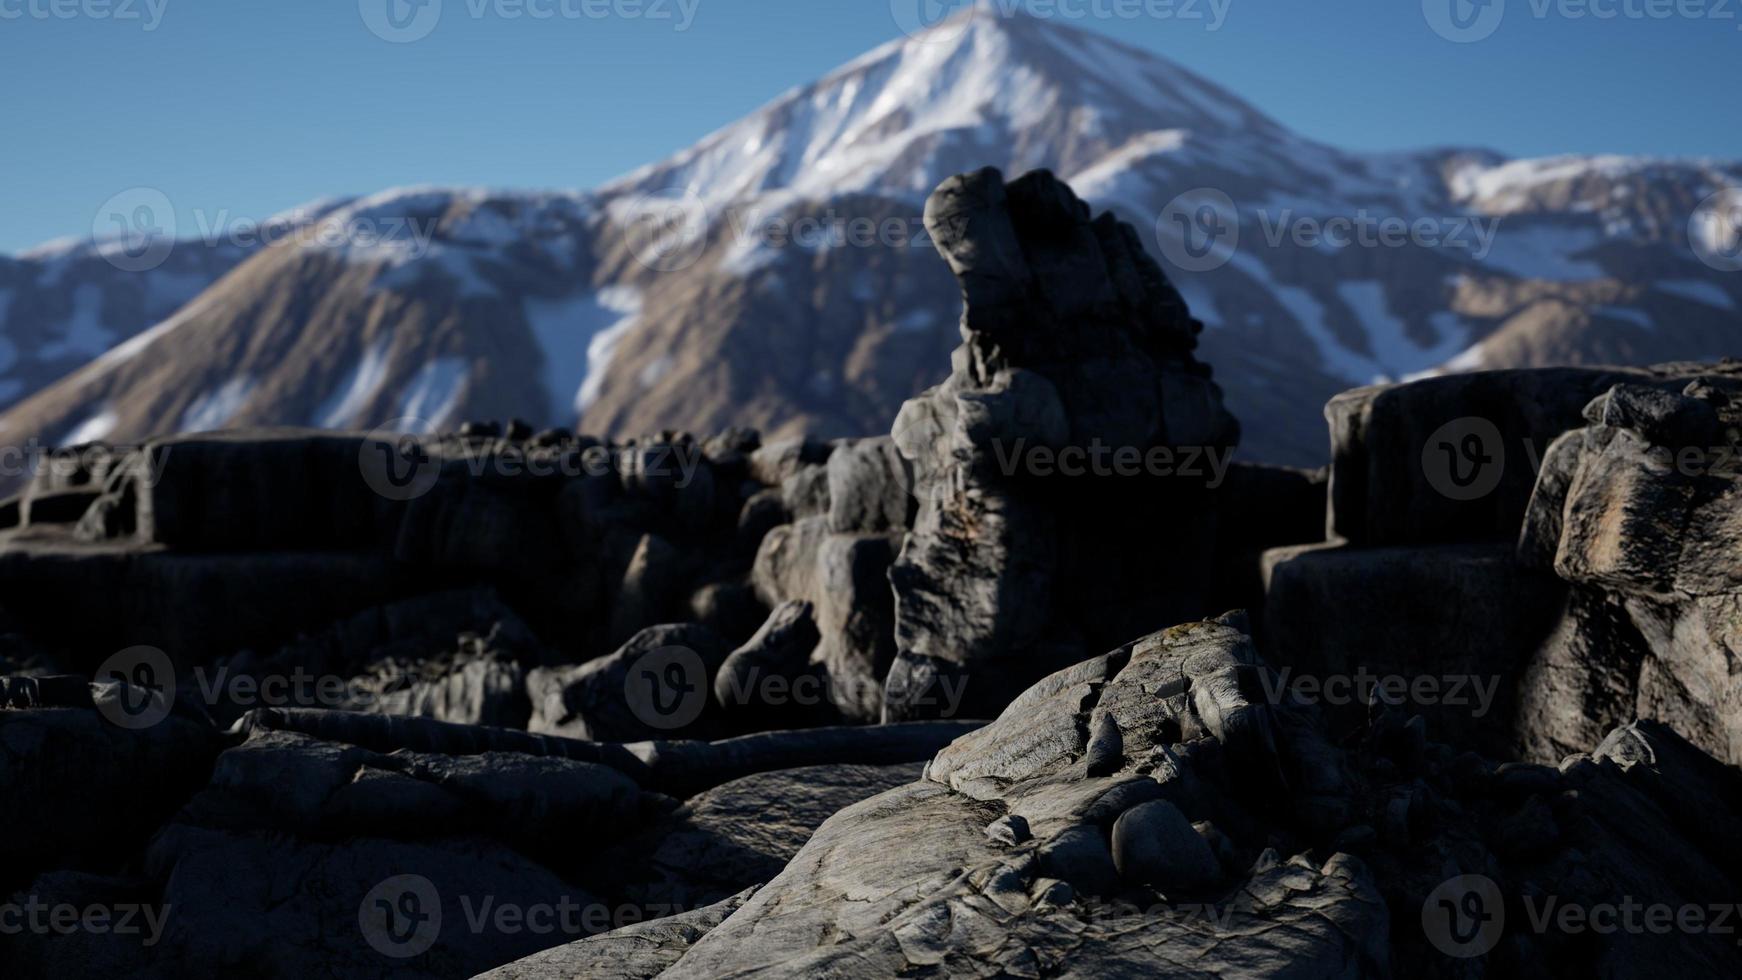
[396,358,471,431]
[1596,306,1654,331]
[1477,224,1606,280]
[1657,280,1735,311]
[1338,281,1469,381]
[314,337,393,429]
[61,407,118,446]
[179,377,255,433]
[1440,339,1488,373]
[1068,129,1189,213]
[1450,155,1651,213]
[523,286,643,421]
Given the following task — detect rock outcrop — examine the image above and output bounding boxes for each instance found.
[1265,361,1742,765]
[3,167,1740,979]
[1516,374,1742,764]
[884,168,1240,722]
[496,621,1742,978]
[0,693,972,979]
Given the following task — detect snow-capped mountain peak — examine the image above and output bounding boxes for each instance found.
[2,11,1737,469]
[606,8,1281,206]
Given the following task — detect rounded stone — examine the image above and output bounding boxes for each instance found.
[1110,800,1221,892]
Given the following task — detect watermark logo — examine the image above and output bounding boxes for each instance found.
[0,897,172,946]
[891,0,1231,40]
[716,666,971,718]
[93,187,176,273]
[358,876,705,957]
[0,0,168,30]
[989,437,1236,488]
[0,439,170,486]
[359,0,443,41]
[1259,668,1503,718]
[723,206,938,253]
[623,645,709,730]
[92,645,175,730]
[362,0,700,42]
[1157,188,1240,273]
[359,420,444,501]
[1422,416,1505,501]
[1691,188,1742,272]
[1162,188,1505,271]
[890,0,979,41]
[354,430,709,501]
[1427,0,1741,42]
[360,874,442,959]
[1521,894,1742,942]
[88,193,440,274]
[1423,0,1506,42]
[1424,874,1742,956]
[1255,209,1500,258]
[619,189,710,272]
[1423,874,1506,958]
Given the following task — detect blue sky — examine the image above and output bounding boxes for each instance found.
[2,0,1738,252]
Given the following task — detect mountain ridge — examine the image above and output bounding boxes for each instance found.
[2,8,1737,465]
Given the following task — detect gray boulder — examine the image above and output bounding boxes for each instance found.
[825,436,913,534]
[528,624,729,742]
[713,600,821,718]
[1108,800,1220,892]
[1514,370,1742,763]
[647,622,1388,978]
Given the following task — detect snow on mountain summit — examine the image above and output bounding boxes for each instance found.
[606,9,1282,205]
[2,9,1737,467]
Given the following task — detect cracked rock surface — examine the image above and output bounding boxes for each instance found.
[484,619,1742,979]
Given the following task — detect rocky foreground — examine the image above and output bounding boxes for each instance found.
[2,170,1740,979]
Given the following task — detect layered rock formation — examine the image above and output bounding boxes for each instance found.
[492,620,1742,978]
[1517,374,1742,764]
[885,168,1240,722]
[1263,361,1742,764]
[2,169,1740,979]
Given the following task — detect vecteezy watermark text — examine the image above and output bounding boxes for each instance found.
[1419,413,1742,502]
[890,0,1231,43]
[0,0,167,30]
[359,0,700,43]
[1423,874,1742,959]
[359,425,708,502]
[91,188,439,273]
[359,874,705,959]
[623,649,972,731]
[1154,188,1502,274]
[988,438,1236,489]
[0,439,168,483]
[0,897,172,947]
[1424,0,1742,43]
[1254,209,1501,259]
[1260,667,1503,718]
[712,665,970,718]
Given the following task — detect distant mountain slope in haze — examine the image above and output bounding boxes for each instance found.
[2,9,1737,465]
